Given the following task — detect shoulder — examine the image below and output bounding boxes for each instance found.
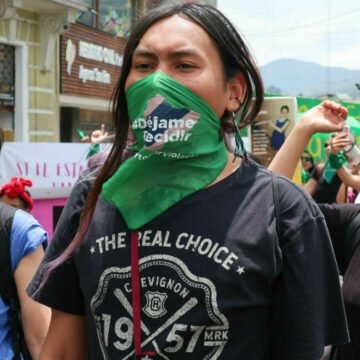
[12,209,47,240]
[249,168,333,256]
[58,168,96,222]
[11,210,48,271]
[68,168,95,207]
[269,173,332,252]
[250,163,324,225]
[48,169,96,252]
[277,173,323,219]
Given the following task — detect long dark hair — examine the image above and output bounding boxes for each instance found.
[40,2,264,282]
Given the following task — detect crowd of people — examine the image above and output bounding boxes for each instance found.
[0,2,359,360]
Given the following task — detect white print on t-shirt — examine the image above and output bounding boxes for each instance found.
[122,276,190,300]
[91,230,242,272]
[91,255,229,360]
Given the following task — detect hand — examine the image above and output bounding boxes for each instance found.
[329,132,352,155]
[299,100,347,135]
[89,124,108,144]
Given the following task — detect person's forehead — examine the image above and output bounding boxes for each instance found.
[137,15,214,54]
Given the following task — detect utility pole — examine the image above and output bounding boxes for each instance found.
[326,0,332,98]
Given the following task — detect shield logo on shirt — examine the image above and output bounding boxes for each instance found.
[91,255,229,359]
[143,291,168,318]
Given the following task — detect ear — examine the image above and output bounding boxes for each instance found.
[226,72,247,112]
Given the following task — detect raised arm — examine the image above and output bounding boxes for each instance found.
[269,100,347,179]
[335,168,360,191]
[326,134,360,191]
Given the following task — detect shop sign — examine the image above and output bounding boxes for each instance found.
[61,24,125,99]
[79,40,123,66]
[78,65,111,84]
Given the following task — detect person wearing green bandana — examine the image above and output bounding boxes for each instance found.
[27,3,348,360]
[304,132,352,204]
[269,100,360,360]
[301,150,315,184]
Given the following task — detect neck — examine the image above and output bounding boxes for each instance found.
[208,152,242,187]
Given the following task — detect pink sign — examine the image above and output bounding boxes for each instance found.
[32,198,67,240]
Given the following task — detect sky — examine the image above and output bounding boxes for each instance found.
[217,0,360,70]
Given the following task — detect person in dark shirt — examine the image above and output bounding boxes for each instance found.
[303,130,360,205]
[305,134,348,204]
[28,4,348,359]
[317,203,360,360]
[270,102,360,360]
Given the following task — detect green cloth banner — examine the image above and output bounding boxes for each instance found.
[297,97,360,120]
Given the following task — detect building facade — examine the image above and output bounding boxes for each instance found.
[0,0,89,142]
[0,0,215,144]
[0,0,138,143]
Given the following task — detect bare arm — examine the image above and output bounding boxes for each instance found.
[40,310,87,360]
[336,182,347,204]
[269,100,347,179]
[335,167,360,191]
[14,246,51,359]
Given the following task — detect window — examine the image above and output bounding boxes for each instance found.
[76,0,94,27]
[0,44,15,131]
[76,0,136,39]
[100,0,134,38]
[0,44,15,107]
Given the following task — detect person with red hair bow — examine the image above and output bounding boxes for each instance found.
[0,177,34,212]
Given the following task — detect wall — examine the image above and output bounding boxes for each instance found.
[0,9,59,142]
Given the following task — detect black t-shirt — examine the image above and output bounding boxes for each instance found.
[28,161,349,359]
[311,164,342,204]
[318,203,360,274]
[317,204,360,360]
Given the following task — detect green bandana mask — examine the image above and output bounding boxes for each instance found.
[102,72,228,230]
[323,152,346,183]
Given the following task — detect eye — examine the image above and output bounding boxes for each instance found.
[176,63,196,70]
[134,62,154,70]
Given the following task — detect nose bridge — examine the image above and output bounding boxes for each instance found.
[155,62,172,78]
[151,51,173,78]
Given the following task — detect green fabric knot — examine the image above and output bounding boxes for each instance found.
[328,152,346,170]
[323,152,346,184]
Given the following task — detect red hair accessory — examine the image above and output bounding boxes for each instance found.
[0,177,34,211]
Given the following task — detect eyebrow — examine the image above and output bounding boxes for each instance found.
[132,48,202,60]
